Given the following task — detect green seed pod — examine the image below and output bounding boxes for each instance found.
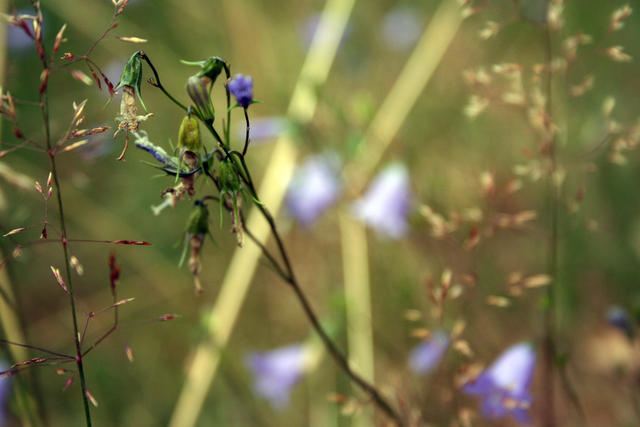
[181,56,226,84]
[115,51,146,111]
[186,201,209,237]
[178,115,201,151]
[186,75,215,122]
[218,160,241,196]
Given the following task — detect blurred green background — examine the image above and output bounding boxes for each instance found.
[1,0,639,425]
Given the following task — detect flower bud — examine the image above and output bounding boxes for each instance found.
[115,51,146,111]
[186,75,215,122]
[178,115,201,151]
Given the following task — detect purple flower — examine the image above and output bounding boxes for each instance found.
[382,7,422,51]
[286,154,341,226]
[463,342,536,424]
[0,361,11,424]
[408,330,449,374]
[352,163,411,238]
[228,74,253,108]
[246,344,306,409]
[607,306,634,339]
[235,116,288,144]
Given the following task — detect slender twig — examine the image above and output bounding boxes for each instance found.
[32,1,93,423]
[0,339,74,359]
[140,51,189,112]
[205,170,404,426]
[242,108,251,156]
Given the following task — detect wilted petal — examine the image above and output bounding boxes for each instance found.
[286,154,341,226]
[246,344,306,409]
[408,330,449,374]
[352,163,411,238]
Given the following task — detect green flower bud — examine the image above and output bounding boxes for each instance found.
[181,56,226,84]
[218,160,241,196]
[186,201,210,237]
[186,75,215,122]
[178,115,201,151]
[115,51,146,111]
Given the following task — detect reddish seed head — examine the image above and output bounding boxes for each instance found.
[63,376,74,390]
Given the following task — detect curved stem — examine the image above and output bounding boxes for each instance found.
[139,51,188,112]
[206,170,404,425]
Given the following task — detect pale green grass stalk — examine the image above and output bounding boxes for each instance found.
[349,0,463,191]
[0,2,40,422]
[339,213,374,427]
[168,1,356,425]
[337,1,462,424]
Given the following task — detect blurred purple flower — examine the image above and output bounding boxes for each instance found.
[382,6,422,51]
[607,306,634,339]
[286,154,341,226]
[246,344,306,409]
[0,361,11,424]
[228,74,253,108]
[463,342,536,424]
[352,163,411,238]
[235,116,288,144]
[6,10,34,52]
[408,330,449,374]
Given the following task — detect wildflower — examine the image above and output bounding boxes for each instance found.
[463,342,536,424]
[286,154,341,226]
[228,74,253,108]
[382,7,422,50]
[352,163,411,238]
[408,330,449,374]
[606,306,633,339]
[113,51,153,159]
[246,344,306,409]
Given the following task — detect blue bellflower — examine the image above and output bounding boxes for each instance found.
[408,330,449,374]
[463,342,536,424]
[352,163,411,238]
[286,154,341,226]
[246,344,306,409]
[228,74,253,108]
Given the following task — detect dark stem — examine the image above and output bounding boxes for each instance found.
[207,170,404,426]
[223,62,231,146]
[34,1,93,422]
[242,108,251,156]
[139,51,189,112]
